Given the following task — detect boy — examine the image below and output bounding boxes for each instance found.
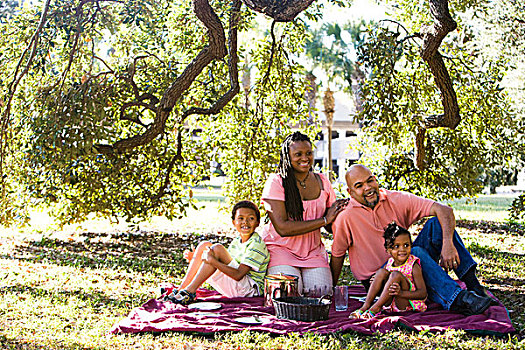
[165,200,269,304]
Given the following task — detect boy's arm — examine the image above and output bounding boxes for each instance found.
[205,254,252,281]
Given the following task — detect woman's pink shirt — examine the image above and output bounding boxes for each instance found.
[260,173,336,268]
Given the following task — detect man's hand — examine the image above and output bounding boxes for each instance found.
[440,241,460,272]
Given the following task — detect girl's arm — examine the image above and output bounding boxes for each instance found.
[265,198,345,237]
[393,263,427,300]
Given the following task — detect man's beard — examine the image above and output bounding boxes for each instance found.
[364,191,379,208]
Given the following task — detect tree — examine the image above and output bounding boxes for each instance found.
[1,0,522,226]
[0,0,338,225]
[351,0,524,204]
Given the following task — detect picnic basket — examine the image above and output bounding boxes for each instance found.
[272,295,331,322]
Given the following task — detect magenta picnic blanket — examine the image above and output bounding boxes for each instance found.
[109,285,515,336]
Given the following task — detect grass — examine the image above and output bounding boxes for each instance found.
[1,195,524,349]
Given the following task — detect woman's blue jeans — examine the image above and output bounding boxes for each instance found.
[412,217,477,310]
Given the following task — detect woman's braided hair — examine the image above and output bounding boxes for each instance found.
[383,221,412,250]
[277,131,312,221]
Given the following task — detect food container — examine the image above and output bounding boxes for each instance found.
[264,273,299,307]
[272,295,332,322]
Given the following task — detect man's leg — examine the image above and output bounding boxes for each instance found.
[412,218,493,314]
[414,217,487,296]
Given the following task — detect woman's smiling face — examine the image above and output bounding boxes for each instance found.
[289,141,313,175]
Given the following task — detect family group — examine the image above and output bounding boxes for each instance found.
[164,132,495,318]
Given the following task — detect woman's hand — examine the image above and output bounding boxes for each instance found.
[325,199,349,224]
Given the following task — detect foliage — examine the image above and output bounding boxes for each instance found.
[353,5,524,202]
[0,0,323,225]
[304,19,369,92]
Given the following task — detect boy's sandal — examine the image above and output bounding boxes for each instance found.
[349,309,364,319]
[164,290,196,305]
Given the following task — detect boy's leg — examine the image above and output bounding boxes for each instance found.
[179,241,212,290]
[184,244,232,293]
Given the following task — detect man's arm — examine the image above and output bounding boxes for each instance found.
[330,255,345,286]
[429,202,460,271]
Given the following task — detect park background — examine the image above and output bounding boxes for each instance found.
[1,0,524,348]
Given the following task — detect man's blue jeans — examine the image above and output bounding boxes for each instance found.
[412,217,477,310]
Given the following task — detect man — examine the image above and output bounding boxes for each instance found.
[330,164,494,315]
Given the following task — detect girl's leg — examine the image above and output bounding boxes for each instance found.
[184,244,232,293]
[360,268,389,312]
[179,241,212,290]
[369,271,410,314]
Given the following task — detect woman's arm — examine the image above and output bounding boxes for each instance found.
[265,198,345,237]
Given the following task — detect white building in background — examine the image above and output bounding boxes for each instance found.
[310,90,360,181]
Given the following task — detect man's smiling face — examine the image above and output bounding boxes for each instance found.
[346,165,380,208]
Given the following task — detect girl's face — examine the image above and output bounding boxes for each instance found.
[288,141,313,175]
[387,233,412,266]
[232,207,259,241]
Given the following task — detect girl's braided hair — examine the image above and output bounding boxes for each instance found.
[383,221,412,250]
[277,131,312,221]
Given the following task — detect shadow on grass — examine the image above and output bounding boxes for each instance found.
[3,231,232,278]
[0,284,133,310]
[0,334,106,350]
[457,220,525,236]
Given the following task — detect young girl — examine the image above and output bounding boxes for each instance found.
[349,222,427,319]
[164,200,270,305]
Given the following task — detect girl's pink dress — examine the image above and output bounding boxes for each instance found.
[384,254,427,312]
[260,173,336,268]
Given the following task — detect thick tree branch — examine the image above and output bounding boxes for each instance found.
[96,0,228,154]
[420,0,460,130]
[415,0,460,170]
[242,0,314,22]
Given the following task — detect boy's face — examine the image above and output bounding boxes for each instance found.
[233,207,259,237]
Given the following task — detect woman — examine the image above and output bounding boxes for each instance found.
[261,131,347,294]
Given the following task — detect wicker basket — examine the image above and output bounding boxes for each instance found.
[272,296,331,322]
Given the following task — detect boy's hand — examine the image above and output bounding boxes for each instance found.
[202,247,216,263]
[183,250,194,262]
[388,282,400,296]
[183,244,195,262]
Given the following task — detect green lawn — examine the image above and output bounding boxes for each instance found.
[1,195,524,349]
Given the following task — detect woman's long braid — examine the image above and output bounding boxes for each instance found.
[277,132,311,221]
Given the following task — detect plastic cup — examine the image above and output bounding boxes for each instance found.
[334,285,348,311]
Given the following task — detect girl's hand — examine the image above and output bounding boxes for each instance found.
[325,199,349,224]
[388,282,400,296]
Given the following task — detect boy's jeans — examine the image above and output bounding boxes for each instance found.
[412,217,477,310]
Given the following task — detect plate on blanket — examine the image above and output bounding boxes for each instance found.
[233,316,266,325]
[187,302,222,310]
[186,311,221,318]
